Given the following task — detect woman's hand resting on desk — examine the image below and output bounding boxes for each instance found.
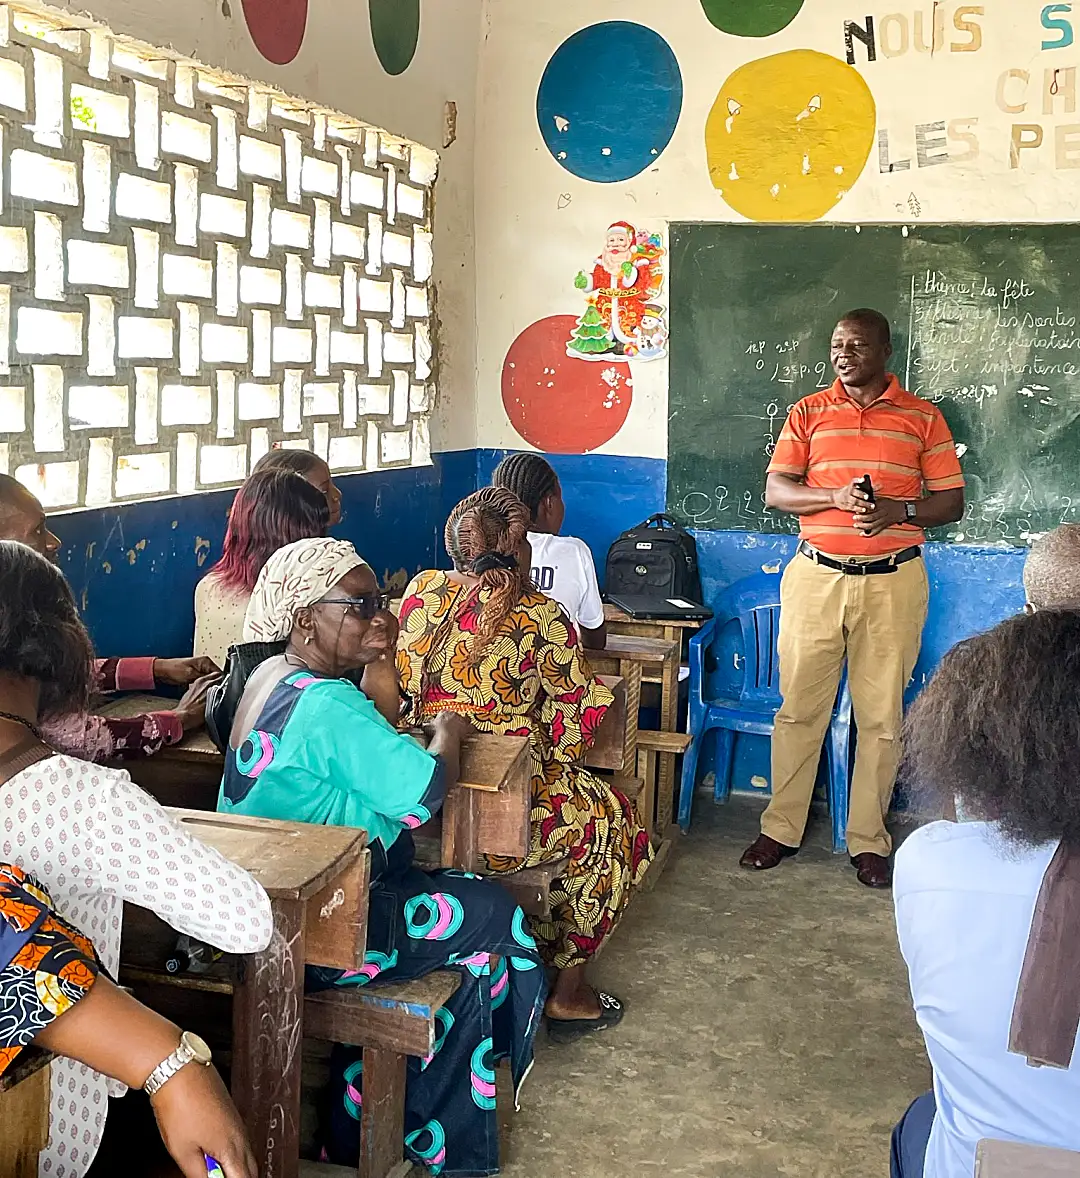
[426,712,475,744]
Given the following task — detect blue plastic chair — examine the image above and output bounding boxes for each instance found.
[677,570,853,852]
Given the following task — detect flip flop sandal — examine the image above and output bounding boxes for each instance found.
[547,991,625,1044]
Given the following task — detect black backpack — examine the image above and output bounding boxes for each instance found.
[604,513,703,603]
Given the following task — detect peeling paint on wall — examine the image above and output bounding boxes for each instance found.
[536,22,683,182]
[501,316,633,453]
[705,50,876,221]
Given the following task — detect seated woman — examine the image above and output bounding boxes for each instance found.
[253,447,343,526]
[492,452,607,649]
[0,472,219,760]
[215,536,545,1173]
[893,609,1080,1178]
[0,540,274,1178]
[397,488,653,1040]
[0,863,255,1178]
[194,466,330,667]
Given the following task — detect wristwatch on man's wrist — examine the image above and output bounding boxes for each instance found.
[904,502,918,521]
[143,1030,213,1096]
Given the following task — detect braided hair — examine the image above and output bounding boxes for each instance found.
[444,487,531,664]
[491,453,558,523]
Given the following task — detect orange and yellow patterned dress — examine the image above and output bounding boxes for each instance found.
[0,862,100,1079]
[396,570,653,969]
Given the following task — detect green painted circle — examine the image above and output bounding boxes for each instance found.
[699,0,805,37]
[369,0,420,75]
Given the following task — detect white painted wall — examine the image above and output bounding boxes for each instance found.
[54,2,1080,463]
[474,2,1080,459]
[59,0,484,452]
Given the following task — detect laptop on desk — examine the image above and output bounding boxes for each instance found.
[605,593,713,622]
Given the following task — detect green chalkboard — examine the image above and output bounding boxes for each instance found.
[666,223,1080,545]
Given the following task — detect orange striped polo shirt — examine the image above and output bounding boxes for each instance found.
[767,375,964,556]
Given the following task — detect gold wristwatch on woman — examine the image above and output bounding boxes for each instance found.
[142,1030,213,1096]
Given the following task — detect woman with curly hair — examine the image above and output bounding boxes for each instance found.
[397,488,653,1041]
[892,610,1080,1178]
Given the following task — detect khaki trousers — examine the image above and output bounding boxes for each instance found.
[761,550,929,857]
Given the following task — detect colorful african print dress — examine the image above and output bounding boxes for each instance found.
[396,572,654,970]
[218,668,545,1177]
[0,863,100,1080]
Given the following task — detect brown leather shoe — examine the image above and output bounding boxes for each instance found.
[739,834,799,871]
[850,852,892,889]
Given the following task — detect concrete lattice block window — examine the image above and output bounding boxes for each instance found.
[0,0,440,510]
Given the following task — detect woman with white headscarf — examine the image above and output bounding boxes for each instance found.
[208,537,546,1175]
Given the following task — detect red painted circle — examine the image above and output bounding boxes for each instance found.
[501,316,633,454]
[241,0,308,65]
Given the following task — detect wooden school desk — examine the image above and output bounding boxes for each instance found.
[122,808,370,1178]
[95,694,533,866]
[602,608,700,835]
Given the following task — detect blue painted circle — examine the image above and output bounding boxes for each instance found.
[536,22,683,183]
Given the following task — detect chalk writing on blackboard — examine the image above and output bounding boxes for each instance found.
[669,223,1080,547]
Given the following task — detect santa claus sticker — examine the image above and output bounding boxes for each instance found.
[568,222,668,362]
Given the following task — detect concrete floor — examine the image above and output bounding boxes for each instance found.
[497,797,930,1178]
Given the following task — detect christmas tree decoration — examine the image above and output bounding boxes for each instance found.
[567,303,615,357]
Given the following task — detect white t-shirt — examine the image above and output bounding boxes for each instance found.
[894,821,1080,1178]
[528,532,605,631]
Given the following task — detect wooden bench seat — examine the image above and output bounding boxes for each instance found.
[304,972,461,1057]
[635,730,693,755]
[306,972,461,1178]
[120,962,459,1058]
[0,1050,52,1178]
[121,959,459,1178]
[497,857,568,917]
[634,731,692,834]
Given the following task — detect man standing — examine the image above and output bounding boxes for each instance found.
[0,473,217,757]
[740,310,965,887]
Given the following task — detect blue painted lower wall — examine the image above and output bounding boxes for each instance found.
[56,445,1026,798]
[474,447,1026,680]
[55,458,458,658]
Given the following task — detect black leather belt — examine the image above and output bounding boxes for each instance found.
[798,540,921,575]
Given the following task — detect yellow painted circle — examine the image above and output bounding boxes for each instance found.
[705,49,876,222]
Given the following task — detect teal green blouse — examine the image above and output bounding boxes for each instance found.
[218,670,441,850]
